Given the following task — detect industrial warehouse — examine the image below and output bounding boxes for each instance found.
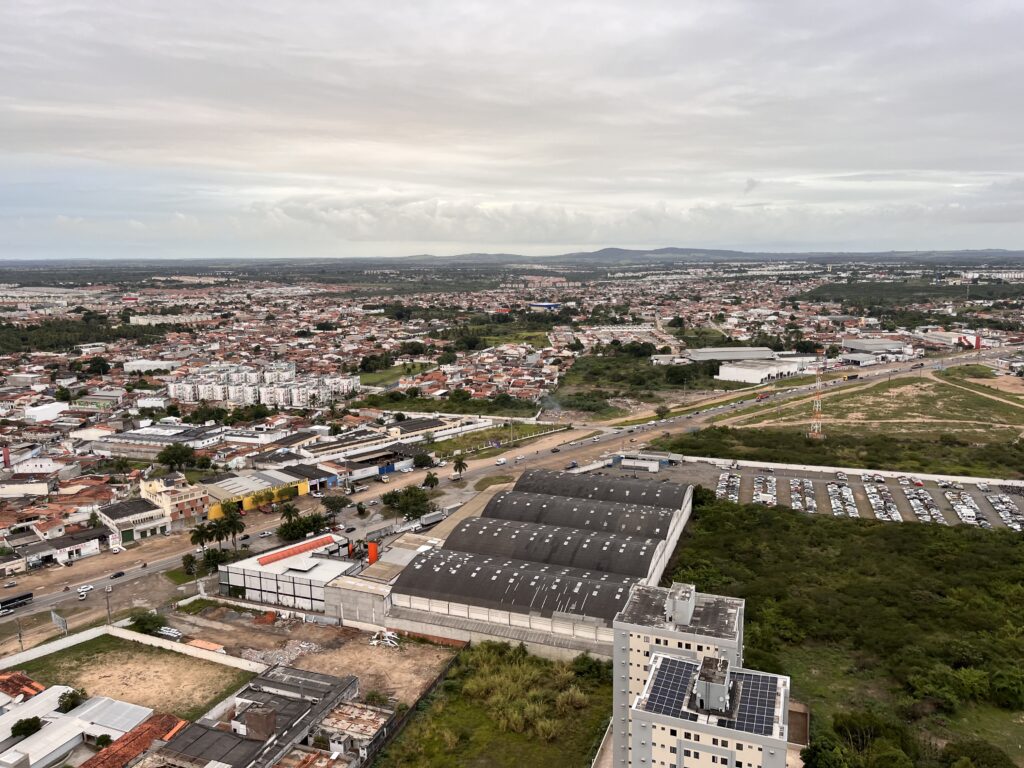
[219,469,693,659]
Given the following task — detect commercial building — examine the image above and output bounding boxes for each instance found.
[97,498,170,542]
[139,473,210,528]
[219,536,358,613]
[714,360,801,385]
[611,583,791,768]
[685,348,777,363]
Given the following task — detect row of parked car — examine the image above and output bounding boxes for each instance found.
[788,478,817,513]
[864,483,902,522]
[985,494,1023,532]
[752,474,777,505]
[942,490,983,526]
[902,487,947,524]
[715,473,741,502]
[826,482,859,518]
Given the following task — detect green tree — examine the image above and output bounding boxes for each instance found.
[156,443,195,471]
[654,405,670,419]
[412,452,433,469]
[88,511,101,529]
[321,495,352,521]
[181,553,198,575]
[58,688,86,713]
[11,717,42,738]
[87,356,111,375]
[423,471,439,490]
[381,486,433,520]
[190,523,211,551]
[96,734,113,748]
[55,386,72,402]
[221,504,245,550]
[279,503,301,524]
[127,609,165,636]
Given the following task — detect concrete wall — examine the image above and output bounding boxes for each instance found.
[0,625,267,674]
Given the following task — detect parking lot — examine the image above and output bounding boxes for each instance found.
[689,464,1022,529]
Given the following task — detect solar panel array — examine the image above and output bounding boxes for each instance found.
[641,657,699,720]
[718,671,779,736]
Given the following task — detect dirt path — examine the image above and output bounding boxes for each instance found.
[925,369,1024,410]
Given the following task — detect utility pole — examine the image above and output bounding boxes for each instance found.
[15,618,23,652]
[105,588,112,625]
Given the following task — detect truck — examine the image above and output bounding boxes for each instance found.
[843,374,860,381]
[756,393,771,401]
[353,485,369,493]
[418,509,449,528]
[0,592,33,611]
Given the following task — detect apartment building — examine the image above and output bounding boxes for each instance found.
[612,583,789,768]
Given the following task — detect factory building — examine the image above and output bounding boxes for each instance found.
[714,360,801,385]
[611,584,792,768]
[383,470,692,658]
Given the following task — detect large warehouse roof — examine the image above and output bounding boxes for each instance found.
[392,548,638,621]
[514,469,689,510]
[445,517,659,578]
[483,490,675,539]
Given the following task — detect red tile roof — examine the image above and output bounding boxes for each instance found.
[0,672,45,700]
[78,713,186,768]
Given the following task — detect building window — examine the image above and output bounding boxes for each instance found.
[737,745,744,751]
[697,644,703,651]
[685,643,691,650]
[684,751,691,758]
[670,747,677,754]
[722,741,729,748]
[713,739,719,746]
[670,729,677,737]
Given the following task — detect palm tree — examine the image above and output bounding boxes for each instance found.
[453,457,468,477]
[211,518,230,549]
[223,508,246,550]
[190,523,211,551]
[279,503,301,524]
[423,472,439,490]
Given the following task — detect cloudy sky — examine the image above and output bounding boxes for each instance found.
[2,0,1023,259]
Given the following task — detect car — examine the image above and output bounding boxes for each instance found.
[515,455,526,461]
[400,468,413,473]
[3,581,16,589]
[195,548,204,554]
[592,436,600,442]
[110,571,125,579]
[311,491,324,498]
[550,447,560,453]
[0,608,14,617]
[368,499,379,505]
[345,526,357,533]
[629,438,636,442]
[78,592,88,601]
[494,458,507,466]
[240,534,250,540]
[259,531,273,538]
[77,584,94,593]
[110,546,122,554]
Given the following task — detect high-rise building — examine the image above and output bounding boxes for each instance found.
[612,583,791,768]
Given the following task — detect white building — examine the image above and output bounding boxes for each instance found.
[715,360,800,384]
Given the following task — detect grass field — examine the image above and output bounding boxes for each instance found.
[483,330,550,347]
[430,423,558,457]
[373,642,611,768]
[359,365,434,387]
[13,634,255,720]
[474,474,514,491]
[729,377,1024,429]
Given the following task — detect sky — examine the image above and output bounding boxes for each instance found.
[2,0,1024,259]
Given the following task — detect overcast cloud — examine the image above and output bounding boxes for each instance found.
[2,0,1023,258]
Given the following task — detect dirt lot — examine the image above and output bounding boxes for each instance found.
[967,374,1024,395]
[168,605,455,705]
[15,635,251,719]
[294,634,455,705]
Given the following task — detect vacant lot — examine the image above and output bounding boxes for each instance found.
[294,635,456,705]
[14,634,254,720]
[730,377,1024,429]
[374,642,611,768]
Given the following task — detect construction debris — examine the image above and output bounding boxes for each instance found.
[241,639,322,666]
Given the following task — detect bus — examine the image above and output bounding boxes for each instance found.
[0,592,32,611]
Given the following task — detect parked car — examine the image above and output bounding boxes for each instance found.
[0,608,14,617]
[494,458,507,466]
[345,526,357,533]
[3,581,16,589]
[78,592,88,601]
[258,531,273,538]
[240,534,250,540]
[550,447,560,453]
[110,546,122,554]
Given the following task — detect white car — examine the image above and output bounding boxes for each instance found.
[259,531,274,538]
[77,584,94,593]
[110,546,122,554]
[515,455,526,461]
[400,468,413,473]
[0,608,14,617]
[78,592,88,601]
